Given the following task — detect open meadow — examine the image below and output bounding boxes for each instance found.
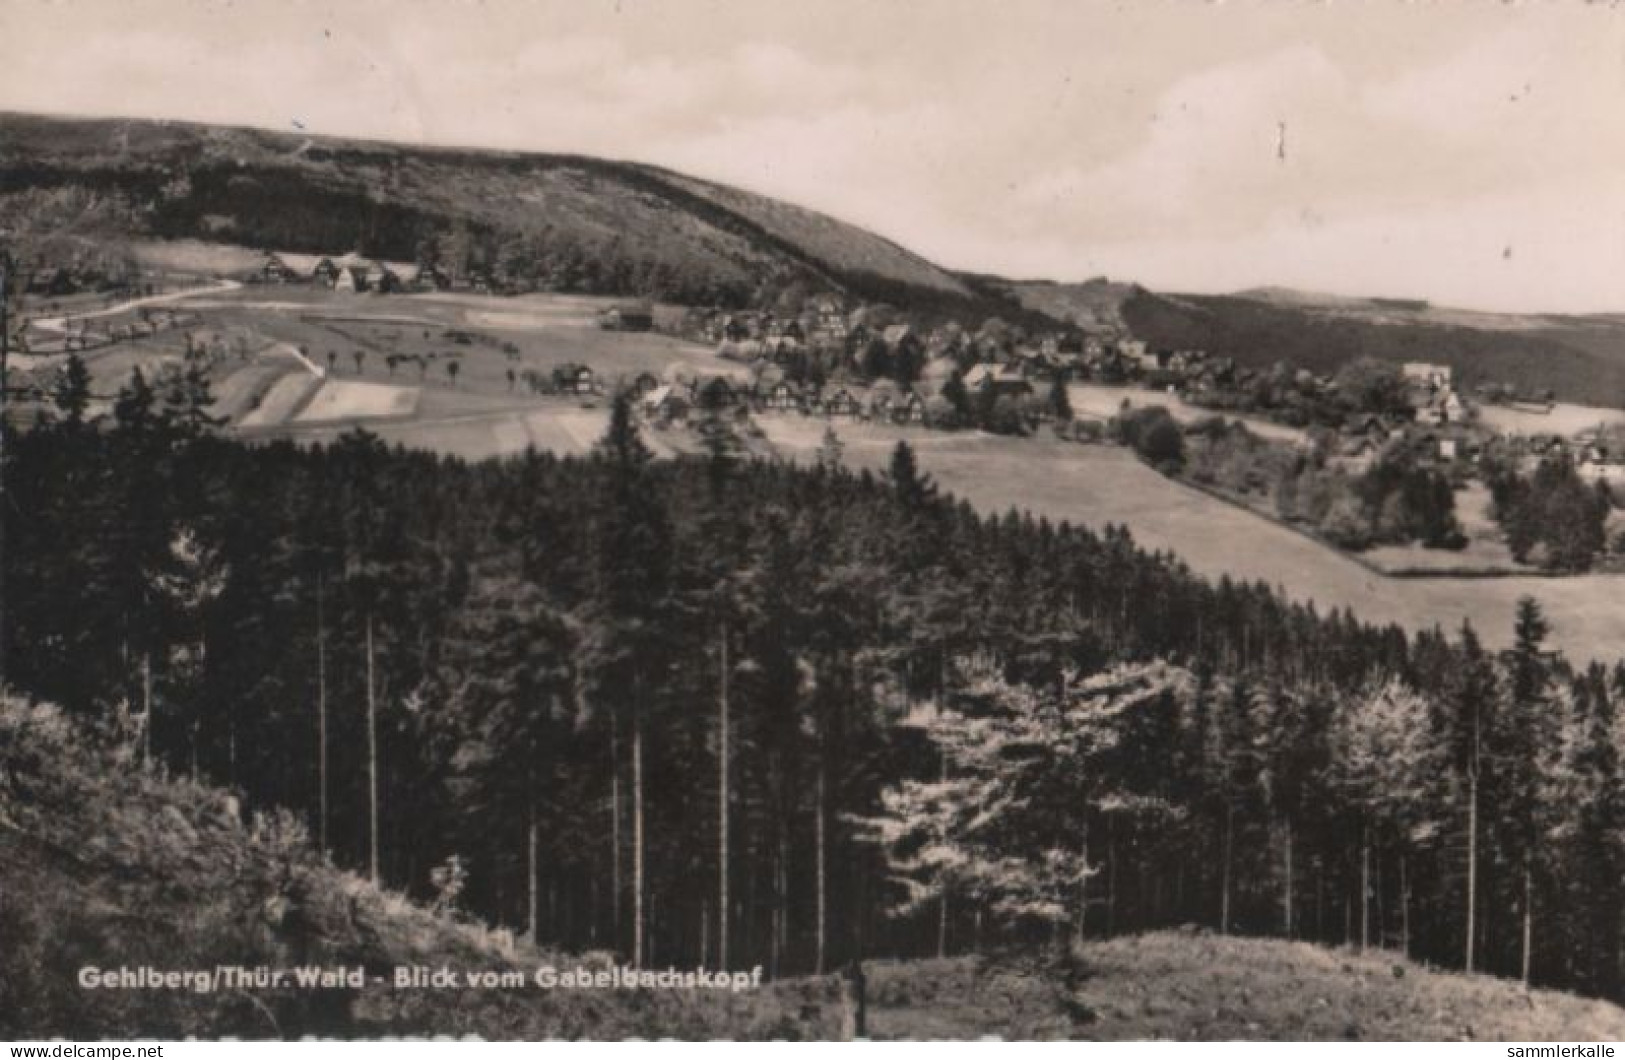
[294,380,420,424]
[190,286,747,388]
[758,418,1625,661]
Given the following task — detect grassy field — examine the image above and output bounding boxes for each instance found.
[758,419,1625,661]
[238,371,321,428]
[78,339,188,397]
[284,406,642,462]
[861,935,1625,1040]
[313,297,747,391]
[9,691,1621,1041]
[294,380,420,424]
[129,238,267,277]
[208,359,293,422]
[169,287,747,414]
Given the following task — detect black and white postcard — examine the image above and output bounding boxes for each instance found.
[2,0,1624,1043]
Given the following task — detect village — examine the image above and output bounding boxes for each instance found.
[8,246,1625,575]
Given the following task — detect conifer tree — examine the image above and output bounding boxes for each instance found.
[1435,622,1498,972]
[52,354,92,427]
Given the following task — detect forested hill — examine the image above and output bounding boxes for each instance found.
[0,111,1018,315]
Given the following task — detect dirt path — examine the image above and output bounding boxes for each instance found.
[276,342,328,378]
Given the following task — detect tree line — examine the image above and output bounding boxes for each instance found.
[5,376,1624,1001]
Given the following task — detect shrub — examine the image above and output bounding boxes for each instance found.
[1116,406,1185,469]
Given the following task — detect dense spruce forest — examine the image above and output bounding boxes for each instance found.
[6,368,1625,1004]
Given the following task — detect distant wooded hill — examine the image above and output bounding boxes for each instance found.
[0,111,1030,320]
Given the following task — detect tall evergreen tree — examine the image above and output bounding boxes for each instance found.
[588,395,672,965]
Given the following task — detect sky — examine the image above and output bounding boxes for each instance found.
[2,0,1623,313]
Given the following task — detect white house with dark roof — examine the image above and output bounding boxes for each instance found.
[963,362,1032,397]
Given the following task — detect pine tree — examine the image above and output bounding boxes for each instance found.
[148,525,230,779]
[1497,597,1559,984]
[112,368,156,435]
[156,352,223,438]
[436,546,574,940]
[1435,622,1498,973]
[52,354,92,427]
[942,372,971,425]
[888,441,936,510]
[1249,683,1329,941]
[333,430,410,883]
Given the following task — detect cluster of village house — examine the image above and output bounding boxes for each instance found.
[1330,363,1471,470]
[1511,425,1625,485]
[633,369,940,427]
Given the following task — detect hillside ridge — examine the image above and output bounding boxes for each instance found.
[0,110,983,313]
